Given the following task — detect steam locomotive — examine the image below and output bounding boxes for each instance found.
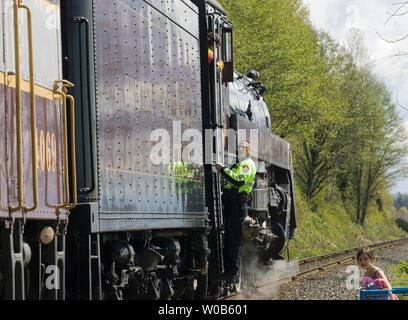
[0,0,296,299]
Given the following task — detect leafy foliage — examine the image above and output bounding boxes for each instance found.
[396,219,408,232]
[288,186,404,259]
[395,193,408,211]
[388,259,408,298]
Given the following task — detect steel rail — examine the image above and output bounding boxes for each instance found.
[222,235,408,300]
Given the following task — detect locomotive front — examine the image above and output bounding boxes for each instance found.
[228,71,297,268]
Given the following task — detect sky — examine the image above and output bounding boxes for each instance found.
[302,0,408,194]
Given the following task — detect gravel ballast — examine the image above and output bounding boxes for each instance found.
[275,243,408,300]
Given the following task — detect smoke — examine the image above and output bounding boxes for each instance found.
[236,243,299,300]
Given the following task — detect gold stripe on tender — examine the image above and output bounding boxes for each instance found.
[0,71,55,100]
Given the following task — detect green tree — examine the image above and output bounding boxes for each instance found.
[219,0,408,225]
[219,0,329,137]
[293,32,350,201]
[336,33,408,224]
[398,207,408,221]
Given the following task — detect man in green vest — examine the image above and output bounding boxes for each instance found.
[216,141,257,282]
[208,32,224,71]
[208,32,221,64]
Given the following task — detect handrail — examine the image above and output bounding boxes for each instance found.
[9,0,38,213]
[19,0,38,212]
[62,84,77,211]
[53,80,72,215]
[9,0,23,213]
[71,16,96,193]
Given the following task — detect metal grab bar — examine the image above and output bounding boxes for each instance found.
[20,0,38,212]
[9,0,23,212]
[9,0,38,213]
[53,80,75,215]
[62,84,77,211]
[71,16,96,193]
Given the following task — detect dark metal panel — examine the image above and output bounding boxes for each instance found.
[95,0,206,231]
[235,115,291,170]
[142,0,199,37]
[99,212,206,232]
[61,0,98,198]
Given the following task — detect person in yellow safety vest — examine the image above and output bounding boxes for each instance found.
[216,141,256,283]
[208,32,224,71]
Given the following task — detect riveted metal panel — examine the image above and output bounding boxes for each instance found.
[236,115,291,170]
[95,0,205,231]
[143,0,199,35]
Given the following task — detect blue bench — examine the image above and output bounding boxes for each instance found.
[360,287,408,300]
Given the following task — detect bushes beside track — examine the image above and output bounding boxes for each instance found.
[287,185,405,259]
[388,259,408,299]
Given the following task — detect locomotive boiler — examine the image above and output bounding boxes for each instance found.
[0,0,297,300]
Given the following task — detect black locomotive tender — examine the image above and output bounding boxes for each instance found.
[1,0,297,299]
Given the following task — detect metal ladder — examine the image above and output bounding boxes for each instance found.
[88,233,102,300]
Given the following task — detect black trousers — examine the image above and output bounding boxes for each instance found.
[222,191,248,275]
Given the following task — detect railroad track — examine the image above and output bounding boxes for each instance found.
[223,235,408,300]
